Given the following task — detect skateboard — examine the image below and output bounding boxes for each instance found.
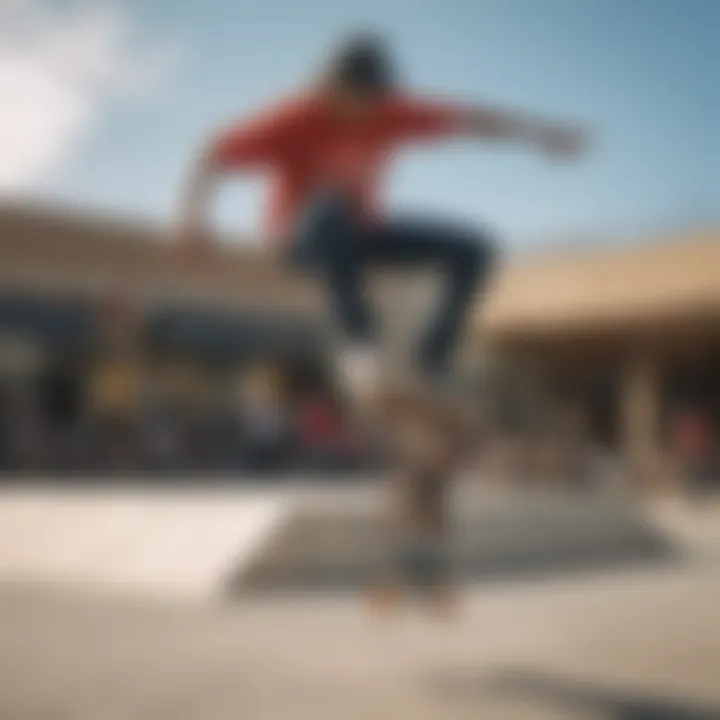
[364,379,474,618]
[329,350,475,616]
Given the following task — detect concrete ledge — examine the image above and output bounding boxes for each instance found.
[0,483,677,601]
[234,487,675,593]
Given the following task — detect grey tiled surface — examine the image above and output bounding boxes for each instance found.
[2,563,720,720]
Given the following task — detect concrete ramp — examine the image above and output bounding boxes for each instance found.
[235,488,674,593]
[0,484,675,600]
[0,487,288,600]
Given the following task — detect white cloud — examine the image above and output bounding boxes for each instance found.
[0,0,180,193]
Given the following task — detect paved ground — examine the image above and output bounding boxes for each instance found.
[2,561,720,720]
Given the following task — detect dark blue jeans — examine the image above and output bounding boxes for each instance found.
[287,193,496,377]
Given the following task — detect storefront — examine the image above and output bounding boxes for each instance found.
[481,229,720,493]
[2,204,719,484]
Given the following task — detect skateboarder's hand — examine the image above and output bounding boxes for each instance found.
[536,124,587,161]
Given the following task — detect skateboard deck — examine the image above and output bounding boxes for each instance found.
[362,378,471,619]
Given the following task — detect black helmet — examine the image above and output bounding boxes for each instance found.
[328,33,394,94]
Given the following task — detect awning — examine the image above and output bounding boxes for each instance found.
[147,307,327,362]
[0,294,94,346]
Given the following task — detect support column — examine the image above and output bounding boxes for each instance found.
[620,354,665,494]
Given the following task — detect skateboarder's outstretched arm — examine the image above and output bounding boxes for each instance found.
[464,105,586,159]
[389,95,587,160]
[179,86,585,252]
[177,99,304,251]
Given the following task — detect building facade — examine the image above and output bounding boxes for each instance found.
[2,203,719,488]
[480,229,720,491]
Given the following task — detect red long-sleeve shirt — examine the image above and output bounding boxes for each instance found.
[208,92,467,242]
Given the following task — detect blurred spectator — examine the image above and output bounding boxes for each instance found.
[0,384,10,470]
[672,405,714,496]
[297,391,345,471]
[140,385,183,471]
[239,364,290,473]
[88,351,143,471]
[588,440,623,493]
[37,344,86,471]
[195,382,240,470]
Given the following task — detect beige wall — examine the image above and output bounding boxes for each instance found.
[481,229,720,340]
[3,205,719,343]
[0,205,320,314]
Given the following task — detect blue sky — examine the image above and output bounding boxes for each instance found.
[8,0,720,250]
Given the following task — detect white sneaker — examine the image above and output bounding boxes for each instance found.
[337,346,380,402]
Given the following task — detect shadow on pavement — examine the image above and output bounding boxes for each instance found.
[426,668,720,720]
[227,542,679,597]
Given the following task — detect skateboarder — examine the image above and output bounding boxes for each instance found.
[179,33,585,614]
[178,32,585,400]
